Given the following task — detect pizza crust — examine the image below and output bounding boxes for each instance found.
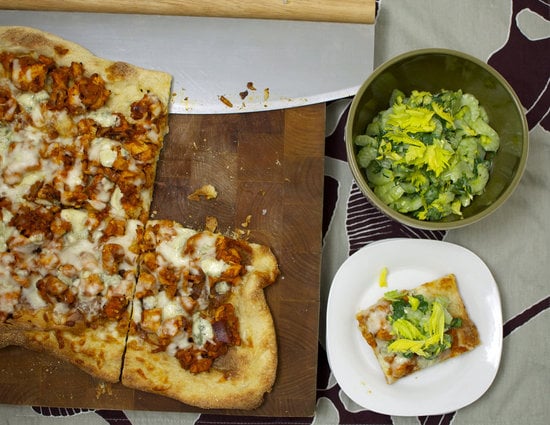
[0,323,127,383]
[122,292,277,409]
[25,328,126,383]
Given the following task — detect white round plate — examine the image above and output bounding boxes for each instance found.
[326,238,503,417]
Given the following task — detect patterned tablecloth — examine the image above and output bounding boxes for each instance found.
[1,0,549,424]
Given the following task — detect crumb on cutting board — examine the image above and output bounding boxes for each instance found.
[187,184,218,201]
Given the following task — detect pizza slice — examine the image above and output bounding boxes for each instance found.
[0,26,170,222]
[0,211,144,383]
[0,26,171,333]
[1,211,143,331]
[356,274,480,384]
[17,327,129,383]
[0,26,171,384]
[121,220,279,409]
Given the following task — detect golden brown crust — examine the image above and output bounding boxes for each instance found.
[0,325,126,383]
[22,327,126,383]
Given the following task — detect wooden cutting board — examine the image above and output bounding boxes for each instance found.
[0,103,325,417]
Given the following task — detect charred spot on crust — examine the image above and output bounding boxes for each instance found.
[3,28,54,51]
[106,61,137,81]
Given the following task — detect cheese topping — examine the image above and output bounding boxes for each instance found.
[132,221,250,373]
[89,137,120,168]
[156,226,196,268]
[192,313,214,347]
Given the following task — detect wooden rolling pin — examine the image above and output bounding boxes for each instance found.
[0,0,376,24]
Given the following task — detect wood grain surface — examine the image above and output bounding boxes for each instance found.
[0,0,376,24]
[0,103,326,417]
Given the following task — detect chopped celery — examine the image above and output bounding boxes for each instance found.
[354,89,500,221]
[385,289,456,359]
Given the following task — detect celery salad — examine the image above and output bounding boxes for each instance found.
[354,89,500,221]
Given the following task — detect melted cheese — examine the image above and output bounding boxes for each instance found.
[214,281,230,295]
[108,219,141,260]
[16,90,49,126]
[157,227,196,268]
[3,139,40,184]
[192,313,214,348]
[0,126,12,154]
[89,137,119,168]
[200,257,228,278]
[131,299,143,323]
[109,186,125,218]
[366,306,388,334]
[21,280,47,310]
[157,291,185,321]
[60,209,89,243]
[166,332,192,357]
[65,159,85,191]
[58,239,96,270]
[0,221,14,252]
[87,109,120,128]
[142,295,156,311]
[194,232,217,257]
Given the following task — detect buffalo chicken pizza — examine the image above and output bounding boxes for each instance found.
[356,274,480,384]
[122,220,278,409]
[0,26,279,409]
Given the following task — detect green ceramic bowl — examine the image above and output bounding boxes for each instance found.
[345,48,529,230]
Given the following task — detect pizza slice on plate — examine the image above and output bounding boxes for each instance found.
[356,273,480,384]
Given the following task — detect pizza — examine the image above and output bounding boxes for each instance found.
[356,274,480,384]
[0,26,279,409]
[122,219,278,409]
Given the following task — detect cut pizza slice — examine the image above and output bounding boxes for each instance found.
[121,220,279,409]
[356,274,480,384]
[0,26,171,384]
[0,26,282,410]
[0,26,171,222]
[1,209,143,331]
[0,26,172,333]
[0,212,144,383]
